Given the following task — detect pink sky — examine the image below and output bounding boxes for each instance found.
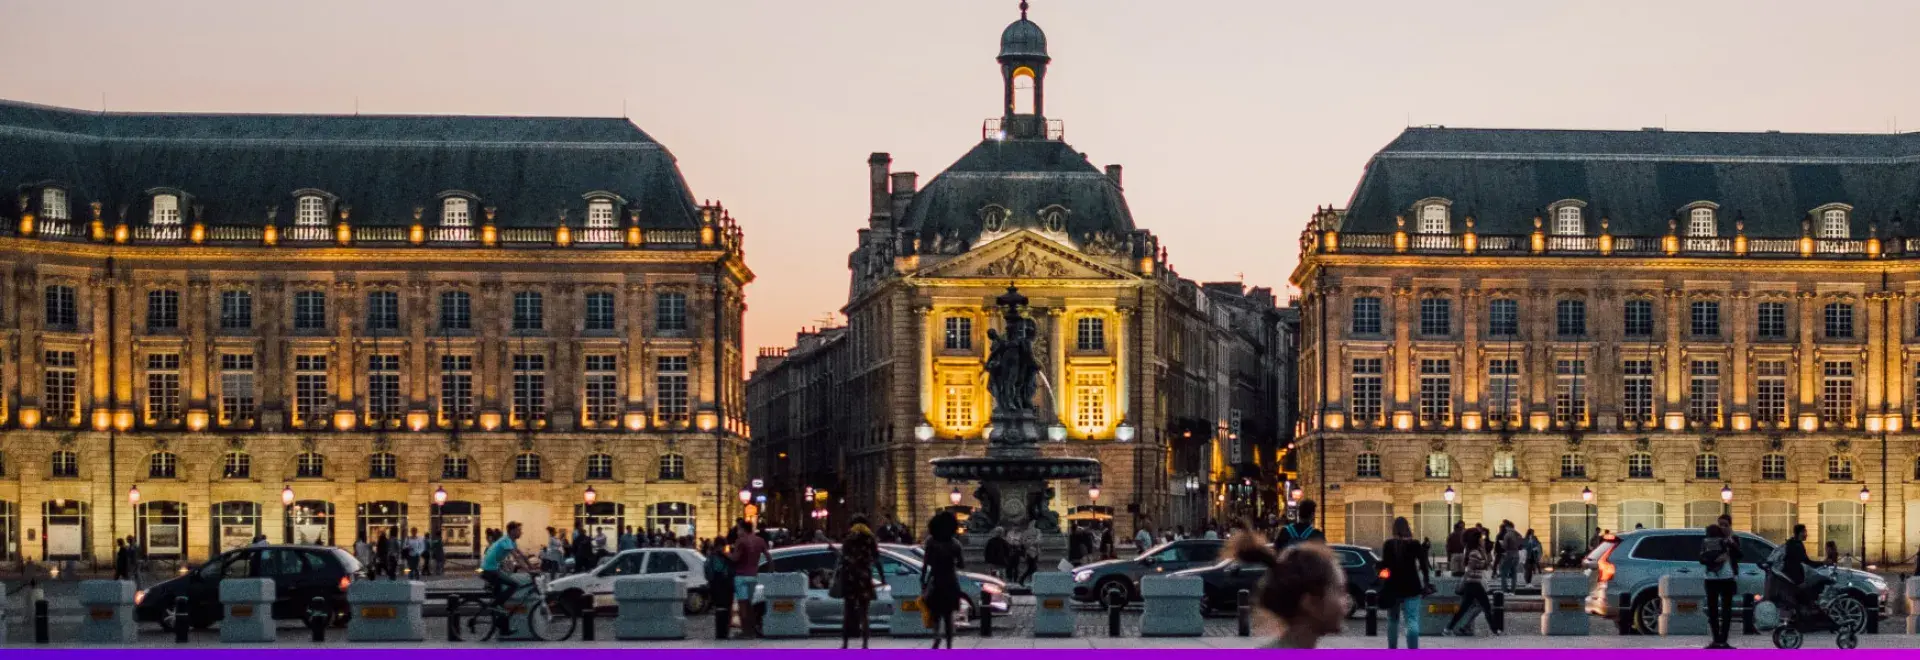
[9,1,1920,358]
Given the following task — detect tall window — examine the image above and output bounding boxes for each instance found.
[585,454,615,481]
[1560,453,1588,479]
[442,456,470,480]
[1419,203,1448,234]
[1425,453,1451,479]
[296,452,325,479]
[1492,451,1519,479]
[1556,300,1586,337]
[439,355,474,426]
[145,353,182,425]
[1755,360,1788,425]
[944,316,973,351]
[293,291,327,331]
[1757,302,1788,340]
[45,285,77,328]
[219,354,256,428]
[146,289,180,331]
[1688,360,1721,426]
[1694,454,1722,480]
[368,453,398,480]
[1349,358,1383,426]
[222,452,251,479]
[513,453,543,481]
[152,194,181,225]
[656,355,690,425]
[1628,452,1655,479]
[296,195,327,226]
[50,450,78,478]
[587,200,617,228]
[1819,209,1848,239]
[1688,207,1715,237]
[1622,360,1655,426]
[1690,300,1720,338]
[1821,361,1854,426]
[1350,297,1382,335]
[42,187,69,220]
[1486,358,1521,426]
[584,354,620,427]
[655,292,688,332]
[1487,299,1519,338]
[1824,303,1854,339]
[658,454,686,481]
[366,355,401,427]
[511,354,547,428]
[1754,453,1787,481]
[220,290,253,330]
[442,198,470,227]
[1554,205,1583,235]
[44,350,78,427]
[512,291,544,331]
[1076,316,1107,351]
[294,355,330,428]
[1073,372,1109,432]
[439,291,471,331]
[365,291,400,332]
[943,384,975,430]
[1624,299,1654,338]
[1554,359,1587,427]
[1418,358,1452,426]
[585,292,617,332]
[1356,453,1382,478]
[1418,298,1451,337]
[1827,455,1855,481]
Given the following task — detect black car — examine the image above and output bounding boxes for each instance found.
[1070,539,1226,606]
[135,545,363,631]
[1174,543,1383,617]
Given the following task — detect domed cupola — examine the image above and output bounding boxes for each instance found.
[997,1,1052,139]
[999,2,1049,60]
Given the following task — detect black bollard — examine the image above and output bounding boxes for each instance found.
[714,601,730,641]
[308,597,329,643]
[34,597,49,644]
[1741,594,1756,635]
[1237,590,1251,637]
[1490,590,1506,634]
[980,599,993,638]
[1616,593,1635,635]
[1364,589,1379,636]
[174,597,191,643]
[1108,604,1121,637]
[1865,593,1880,634]
[578,592,596,641]
[446,596,463,642]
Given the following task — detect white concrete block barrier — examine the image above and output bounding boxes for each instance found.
[1138,575,1204,637]
[345,580,427,642]
[613,575,687,640]
[1420,576,1462,635]
[1539,572,1590,636]
[77,580,137,645]
[218,578,277,643]
[1657,576,1708,636]
[1030,572,1075,638]
[887,574,932,638]
[1904,577,1920,635]
[758,573,811,639]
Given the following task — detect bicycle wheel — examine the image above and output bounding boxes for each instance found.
[523,598,578,642]
[455,598,500,642]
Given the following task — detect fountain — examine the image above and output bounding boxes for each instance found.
[931,286,1101,534]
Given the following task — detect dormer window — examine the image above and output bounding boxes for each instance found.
[1688,207,1715,237]
[296,195,328,226]
[152,194,181,226]
[1553,205,1583,236]
[442,198,470,227]
[1418,203,1449,234]
[586,199,616,229]
[41,188,69,221]
[1820,208,1849,239]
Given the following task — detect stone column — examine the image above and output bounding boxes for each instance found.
[626,282,648,409]
[917,303,934,427]
[1391,285,1413,410]
[1730,291,1752,418]
[478,282,503,417]
[1114,305,1131,426]
[1461,287,1482,409]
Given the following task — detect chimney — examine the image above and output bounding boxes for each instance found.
[890,172,918,221]
[868,152,893,226]
[1105,164,1123,189]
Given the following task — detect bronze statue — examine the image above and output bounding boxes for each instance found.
[984,286,1041,416]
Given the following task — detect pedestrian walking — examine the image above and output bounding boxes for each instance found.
[837,515,880,649]
[1099,523,1115,559]
[1277,500,1326,550]
[1020,525,1042,585]
[1497,522,1522,592]
[542,529,565,574]
[1134,522,1154,554]
[1229,530,1347,648]
[428,532,446,576]
[1444,522,1466,575]
[354,532,374,578]
[1444,528,1496,636]
[113,539,130,580]
[922,511,965,650]
[1700,521,1741,649]
[1380,517,1433,649]
[1522,530,1542,585]
[405,528,425,578]
[729,520,770,638]
[571,526,594,574]
[374,532,394,579]
[704,537,735,633]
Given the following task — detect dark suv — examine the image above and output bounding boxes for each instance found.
[135,545,362,631]
[1176,543,1382,617]
[1071,539,1225,607]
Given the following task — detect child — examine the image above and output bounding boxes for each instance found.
[1230,531,1348,649]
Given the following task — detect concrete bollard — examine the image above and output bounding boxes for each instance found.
[345,580,427,642]
[218,578,278,643]
[614,575,687,640]
[758,573,811,639]
[1030,572,1074,638]
[1108,604,1121,637]
[1138,575,1203,637]
[307,597,330,643]
[1657,576,1709,636]
[77,580,138,645]
[1421,576,1462,636]
[1539,573,1590,636]
[1906,578,1920,635]
[34,582,49,644]
[887,574,932,638]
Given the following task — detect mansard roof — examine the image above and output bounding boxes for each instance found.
[900,137,1134,244]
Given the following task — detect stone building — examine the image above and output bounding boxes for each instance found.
[746,326,849,528]
[1295,126,1920,563]
[0,99,752,565]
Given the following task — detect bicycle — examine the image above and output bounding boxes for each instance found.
[455,572,579,642]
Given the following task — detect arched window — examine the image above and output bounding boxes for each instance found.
[1419,204,1449,234]
[50,450,79,478]
[585,453,614,481]
[1819,208,1849,239]
[1753,500,1797,543]
[1554,205,1583,236]
[512,453,543,481]
[1688,207,1715,237]
[1344,501,1393,549]
[1761,453,1789,481]
[295,195,328,226]
[1011,66,1036,115]
[1424,453,1451,479]
[222,452,251,480]
[1559,453,1588,479]
[152,194,181,225]
[367,452,398,480]
[1827,455,1855,481]
[442,198,470,227]
[586,199,617,229]
[1491,451,1518,479]
[1694,453,1721,480]
[148,452,178,479]
[1627,452,1655,479]
[658,453,687,481]
[295,452,325,479]
[441,455,470,480]
[1355,452,1381,478]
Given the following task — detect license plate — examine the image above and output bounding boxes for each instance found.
[1427,602,1459,615]
[1042,599,1064,610]
[899,600,922,612]
[1675,602,1699,614]
[231,605,255,618]
[771,601,795,613]
[359,606,397,620]
[89,609,114,621]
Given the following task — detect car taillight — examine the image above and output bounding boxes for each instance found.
[339,576,352,592]
[134,590,145,606]
[1596,545,1617,583]
[1378,568,1390,580]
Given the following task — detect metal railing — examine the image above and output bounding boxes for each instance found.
[647,229,700,244]
[1319,231,1886,260]
[354,226,408,242]
[430,227,476,242]
[576,228,622,244]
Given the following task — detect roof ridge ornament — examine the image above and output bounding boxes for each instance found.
[1020,0,1029,19]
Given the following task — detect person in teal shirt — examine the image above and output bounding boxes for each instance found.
[481,522,531,606]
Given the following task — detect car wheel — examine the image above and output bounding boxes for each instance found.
[1097,579,1131,609]
[1632,593,1662,635]
[1830,594,1869,634]
[157,608,181,633]
[684,589,712,615]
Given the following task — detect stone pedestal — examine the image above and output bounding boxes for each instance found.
[345,580,427,642]
[1138,575,1203,637]
[1030,572,1075,637]
[759,573,811,639]
[614,576,686,640]
[78,580,137,645]
[1421,577,1462,634]
[1657,576,1708,636]
[219,578,278,643]
[1539,573,1590,636]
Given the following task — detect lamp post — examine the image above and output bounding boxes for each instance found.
[433,485,448,540]
[1443,485,1457,530]
[1581,487,1595,549]
[949,487,963,507]
[281,484,294,544]
[1721,484,1733,519]
[1858,486,1871,565]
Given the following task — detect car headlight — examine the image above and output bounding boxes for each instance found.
[134,591,145,606]
[1073,570,1093,583]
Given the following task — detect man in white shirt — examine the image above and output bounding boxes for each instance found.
[1134,524,1154,554]
[406,530,428,577]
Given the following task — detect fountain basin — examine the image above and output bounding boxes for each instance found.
[930,456,1100,482]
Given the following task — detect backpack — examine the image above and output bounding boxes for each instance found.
[1699,538,1727,573]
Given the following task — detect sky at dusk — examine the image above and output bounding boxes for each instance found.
[9,0,1920,359]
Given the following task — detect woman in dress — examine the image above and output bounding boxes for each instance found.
[837,515,880,649]
[921,511,965,649]
[1229,530,1347,648]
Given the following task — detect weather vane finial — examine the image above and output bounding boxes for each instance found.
[1019,0,1029,19]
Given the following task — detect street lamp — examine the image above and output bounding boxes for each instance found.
[1581,487,1596,548]
[1291,486,1304,503]
[281,484,295,507]
[949,487,963,506]
[128,486,140,506]
[1047,423,1068,442]
[1443,485,1457,528]
[1721,484,1733,518]
[1115,425,1136,443]
[1089,484,1101,502]
[434,486,448,507]
[915,423,935,442]
[584,486,598,506]
[280,484,295,544]
[1859,486,1871,564]
[738,488,753,506]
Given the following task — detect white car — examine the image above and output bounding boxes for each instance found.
[546,547,711,614]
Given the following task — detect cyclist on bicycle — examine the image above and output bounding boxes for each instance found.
[481,522,535,609]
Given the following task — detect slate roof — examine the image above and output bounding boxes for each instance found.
[900,137,1133,243]
[0,98,703,228]
[1000,18,1049,60]
[1342,126,1920,239]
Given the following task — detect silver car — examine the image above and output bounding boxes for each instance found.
[749,543,1008,633]
[1582,528,1888,634]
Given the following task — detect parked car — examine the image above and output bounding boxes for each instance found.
[545,547,710,614]
[1174,543,1382,617]
[134,545,362,631]
[1071,539,1225,607]
[1583,528,1890,634]
[747,543,1008,633]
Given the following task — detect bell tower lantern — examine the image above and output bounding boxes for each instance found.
[998,1,1051,139]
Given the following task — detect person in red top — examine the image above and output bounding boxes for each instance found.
[729,519,770,638]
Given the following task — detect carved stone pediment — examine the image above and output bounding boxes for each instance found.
[914,231,1135,281]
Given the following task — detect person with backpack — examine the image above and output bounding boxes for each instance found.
[1444,528,1497,636]
[1277,500,1326,550]
[1700,522,1741,649]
